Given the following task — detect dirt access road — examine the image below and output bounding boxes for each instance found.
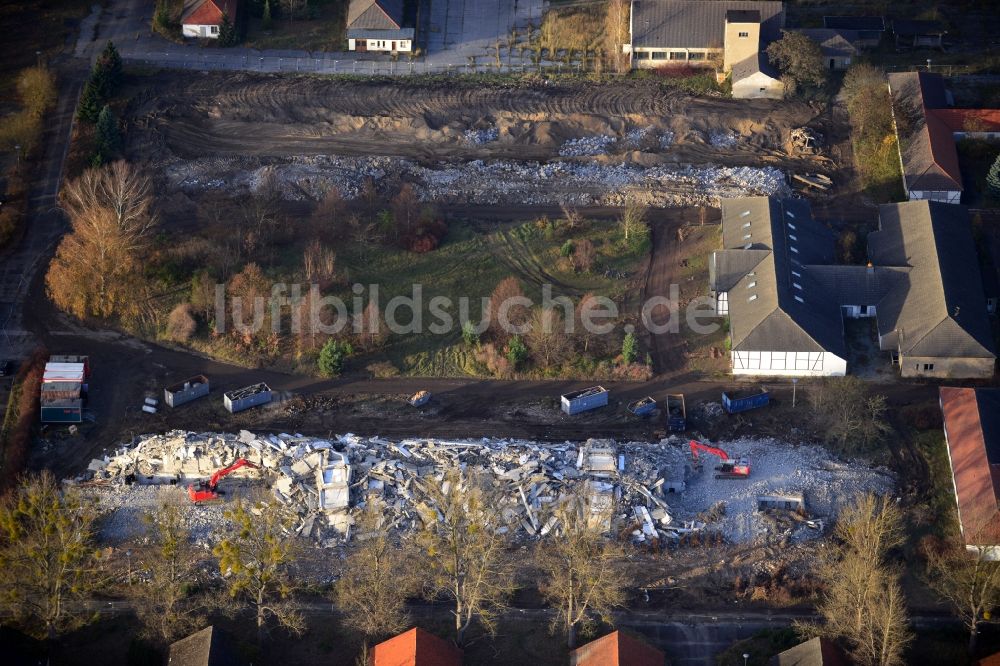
[129,72,831,167]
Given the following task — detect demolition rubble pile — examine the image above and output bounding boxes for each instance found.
[76,432,893,549]
[166,155,790,207]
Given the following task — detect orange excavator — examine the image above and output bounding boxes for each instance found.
[188,458,260,502]
[689,440,751,479]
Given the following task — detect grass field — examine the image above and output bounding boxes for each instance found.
[332,218,647,377]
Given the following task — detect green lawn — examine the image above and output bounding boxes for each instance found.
[332,219,647,377]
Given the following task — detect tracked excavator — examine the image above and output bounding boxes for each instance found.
[188,458,260,502]
[688,440,751,479]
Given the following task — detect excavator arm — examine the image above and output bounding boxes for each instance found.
[688,440,731,462]
[189,458,260,503]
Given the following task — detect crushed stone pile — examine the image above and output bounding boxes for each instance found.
[76,431,893,550]
[709,131,739,148]
[164,155,790,208]
[463,126,499,145]
[559,135,617,157]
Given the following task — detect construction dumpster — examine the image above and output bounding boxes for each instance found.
[224,383,272,414]
[165,375,210,408]
[41,398,83,423]
[722,387,770,414]
[666,393,686,431]
[628,396,657,417]
[561,386,609,415]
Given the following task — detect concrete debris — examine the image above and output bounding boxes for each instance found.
[167,154,790,208]
[71,431,893,550]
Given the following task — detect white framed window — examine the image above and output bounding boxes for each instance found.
[739,31,749,38]
[748,294,758,302]
[747,281,756,288]
[210,25,219,35]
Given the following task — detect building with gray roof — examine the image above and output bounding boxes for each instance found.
[710,197,995,378]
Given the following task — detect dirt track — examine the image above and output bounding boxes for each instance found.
[129,72,834,168]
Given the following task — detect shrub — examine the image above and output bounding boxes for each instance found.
[0,347,47,491]
[474,342,513,378]
[560,240,574,257]
[366,361,399,378]
[505,335,528,369]
[166,303,198,342]
[17,66,57,118]
[461,321,479,347]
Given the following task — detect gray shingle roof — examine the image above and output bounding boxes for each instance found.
[805,264,907,306]
[168,626,241,666]
[888,71,963,193]
[797,29,859,58]
[731,52,780,81]
[347,0,404,30]
[630,0,784,49]
[711,248,771,291]
[718,197,846,356]
[868,201,995,359]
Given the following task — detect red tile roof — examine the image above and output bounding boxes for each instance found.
[932,108,1000,133]
[940,387,1000,546]
[569,630,664,666]
[182,0,239,26]
[371,627,463,666]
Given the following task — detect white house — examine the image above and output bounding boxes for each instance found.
[346,0,413,53]
[181,0,238,39]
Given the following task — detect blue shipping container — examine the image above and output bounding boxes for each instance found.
[722,387,770,414]
[561,386,609,415]
[224,383,272,414]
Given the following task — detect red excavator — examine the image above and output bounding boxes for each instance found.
[689,440,751,479]
[188,458,260,502]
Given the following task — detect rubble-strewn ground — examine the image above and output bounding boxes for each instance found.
[126,72,839,207]
[77,430,893,557]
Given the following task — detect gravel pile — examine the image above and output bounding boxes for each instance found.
[709,131,739,148]
[559,135,617,157]
[463,126,499,145]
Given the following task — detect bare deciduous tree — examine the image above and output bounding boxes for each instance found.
[572,238,597,273]
[927,525,1000,655]
[604,0,631,74]
[525,307,571,370]
[414,466,515,645]
[810,494,911,666]
[0,472,104,639]
[334,499,419,652]
[619,195,647,244]
[213,499,304,644]
[535,493,628,648]
[809,377,893,454]
[47,161,156,319]
[303,238,338,289]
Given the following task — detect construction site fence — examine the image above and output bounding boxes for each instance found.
[122,53,616,77]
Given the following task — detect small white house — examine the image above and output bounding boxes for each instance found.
[346,0,413,53]
[181,0,238,39]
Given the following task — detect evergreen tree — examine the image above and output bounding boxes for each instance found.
[76,80,102,123]
[318,339,352,377]
[99,41,123,91]
[506,335,528,369]
[621,331,638,364]
[262,0,273,29]
[95,105,122,161]
[987,153,1000,199]
[218,14,237,47]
